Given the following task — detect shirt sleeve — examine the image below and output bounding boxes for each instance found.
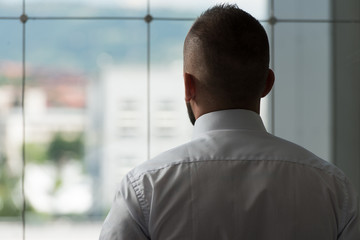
[99,175,150,240]
[338,178,360,240]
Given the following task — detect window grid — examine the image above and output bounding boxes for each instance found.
[20,4,26,239]
[0,0,359,239]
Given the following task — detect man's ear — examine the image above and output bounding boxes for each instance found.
[261,69,275,98]
[184,72,196,102]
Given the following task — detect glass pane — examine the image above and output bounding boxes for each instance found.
[274,0,330,20]
[25,20,146,239]
[0,21,23,240]
[332,22,360,189]
[151,0,269,20]
[274,23,331,161]
[332,0,360,21]
[0,0,22,17]
[26,0,146,17]
[150,21,193,157]
[26,222,102,240]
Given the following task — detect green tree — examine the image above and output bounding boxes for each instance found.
[47,133,84,163]
[0,153,20,216]
[25,143,48,164]
[47,132,84,192]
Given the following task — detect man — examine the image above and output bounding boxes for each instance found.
[100,4,359,239]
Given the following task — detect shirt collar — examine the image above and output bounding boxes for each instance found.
[192,109,267,139]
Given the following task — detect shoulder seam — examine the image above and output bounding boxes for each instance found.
[127,172,150,233]
[340,177,350,232]
[132,157,346,183]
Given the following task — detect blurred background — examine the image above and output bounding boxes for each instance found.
[0,0,359,239]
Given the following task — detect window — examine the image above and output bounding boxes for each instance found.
[1,0,359,239]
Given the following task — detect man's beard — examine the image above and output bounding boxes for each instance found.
[186,102,196,125]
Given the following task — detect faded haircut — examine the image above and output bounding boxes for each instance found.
[186,4,270,104]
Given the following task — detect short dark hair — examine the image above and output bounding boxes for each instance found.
[186,4,270,104]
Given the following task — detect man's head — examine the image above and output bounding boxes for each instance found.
[184,4,274,125]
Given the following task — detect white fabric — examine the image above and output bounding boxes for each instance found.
[100,109,360,240]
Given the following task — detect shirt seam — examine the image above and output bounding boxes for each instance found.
[186,144,195,240]
[127,172,150,235]
[132,158,346,183]
[340,177,350,233]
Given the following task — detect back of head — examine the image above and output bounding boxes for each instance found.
[184,4,270,107]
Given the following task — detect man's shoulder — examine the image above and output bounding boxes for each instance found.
[261,133,347,181]
[127,140,194,180]
[126,130,346,183]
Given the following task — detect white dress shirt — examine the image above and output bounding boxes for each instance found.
[100,109,359,240]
